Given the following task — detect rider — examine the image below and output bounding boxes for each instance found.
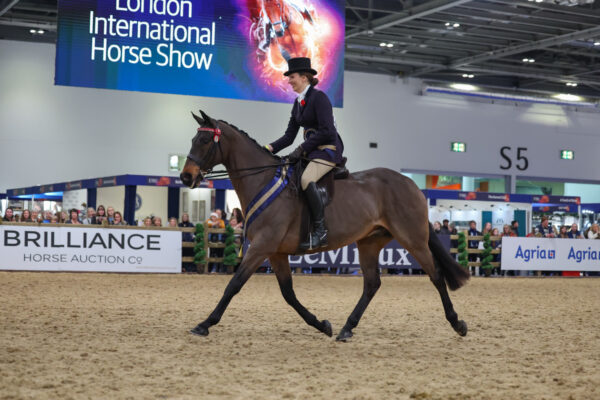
[266,57,344,250]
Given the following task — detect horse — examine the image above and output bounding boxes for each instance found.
[180,110,470,341]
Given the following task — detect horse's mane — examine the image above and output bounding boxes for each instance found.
[219,120,282,161]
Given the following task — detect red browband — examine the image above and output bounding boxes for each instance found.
[197,127,222,142]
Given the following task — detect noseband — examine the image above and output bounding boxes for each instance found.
[187,124,223,171]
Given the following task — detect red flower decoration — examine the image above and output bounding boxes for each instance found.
[300,99,306,107]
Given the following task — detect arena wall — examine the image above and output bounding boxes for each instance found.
[2,40,600,193]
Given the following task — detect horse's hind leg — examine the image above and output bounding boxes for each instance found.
[270,254,332,337]
[336,235,390,341]
[409,245,467,336]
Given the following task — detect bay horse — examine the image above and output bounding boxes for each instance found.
[180,110,469,341]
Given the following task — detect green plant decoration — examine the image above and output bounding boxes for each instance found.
[480,233,494,270]
[457,231,469,268]
[223,225,238,266]
[193,223,206,265]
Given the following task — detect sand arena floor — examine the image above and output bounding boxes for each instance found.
[0,272,599,400]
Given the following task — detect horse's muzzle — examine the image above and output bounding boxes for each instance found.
[180,170,205,188]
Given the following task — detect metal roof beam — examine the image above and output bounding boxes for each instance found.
[345,0,473,39]
[410,24,600,77]
[0,0,20,17]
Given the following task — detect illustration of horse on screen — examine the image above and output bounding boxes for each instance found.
[180,110,470,341]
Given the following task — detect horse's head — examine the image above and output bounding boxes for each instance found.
[263,0,287,37]
[180,110,225,188]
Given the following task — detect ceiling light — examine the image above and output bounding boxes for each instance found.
[462,74,474,78]
[566,82,578,87]
[529,59,535,63]
[29,29,36,34]
[453,23,460,28]
[553,93,583,101]
[37,29,44,34]
[379,42,386,47]
[386,43,394,48]
[594,41,600,46]
[450,83,477,91]
[522,58,535,63]
[445,22,451,26]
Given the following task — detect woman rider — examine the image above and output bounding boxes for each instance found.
[266,57,344,250]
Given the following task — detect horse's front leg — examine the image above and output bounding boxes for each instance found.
[270,254,332,337]
[190,245,269,336]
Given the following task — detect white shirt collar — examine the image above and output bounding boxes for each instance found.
[297,85,311,103]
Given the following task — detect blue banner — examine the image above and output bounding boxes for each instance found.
[246,235,452,270]
[55,0,345,106]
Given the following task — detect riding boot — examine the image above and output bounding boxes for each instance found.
[299,182,328,251]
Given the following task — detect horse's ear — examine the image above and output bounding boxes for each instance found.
[199,110,216,127]
[191,112,204,126]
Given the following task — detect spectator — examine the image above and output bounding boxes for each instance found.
[215,208,227,226]
[586,223,600,239]
[143,217,153,227]
[502,224,516,237]
[3,207,14,221]
[511,220,520,237]
[206,211,225,273]
[113,211,127,226]
[467,220,481,275]
[82,207,96,224]
[536,216,555,238]
[482,222,492,236]
[448,222,458,260]
[42,210,53,223]
[106,206,116,225]
[229,208,244,230]
[95,205,107,225]
[526,227,541,238]
[206,212,225,229]
[31,210,41,223]
[21,209,32,222]
[168,217,178,227]
[153,216,163,227]
[65,209,82,224]
[14,213,21,223]
[179,213,194,241]
[557,225,569,239]
[432,221,442,234]
[59,211,68,224]
[567,223,583,239]
[179,213,195,273]
[50,215,59,223]
[440,219,451,235]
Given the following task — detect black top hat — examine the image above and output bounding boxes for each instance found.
[283,57,317,76]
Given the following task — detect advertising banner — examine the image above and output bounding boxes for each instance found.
[501,237,600,271]
[55,0,345,106]
[0,225,182,273]
[250,235,452,270]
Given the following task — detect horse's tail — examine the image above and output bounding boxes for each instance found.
[428,223,470,291]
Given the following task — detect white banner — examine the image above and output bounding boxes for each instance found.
[0,225,181,273]
[501,237,600,271]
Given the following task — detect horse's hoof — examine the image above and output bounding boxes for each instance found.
[321,320,333,337]
[190,325,209,336]
[453,320,467,337]
[336,328,353,342]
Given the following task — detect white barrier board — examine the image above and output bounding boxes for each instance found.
[501,237,600,271]
[0,225,181,273]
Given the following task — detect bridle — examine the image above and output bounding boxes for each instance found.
[186,123,223,173]
[185,121,299,180]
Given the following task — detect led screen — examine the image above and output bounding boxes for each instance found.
[55,0,345,106]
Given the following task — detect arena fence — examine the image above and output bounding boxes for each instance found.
[449,234,502,269]
[181,225,243,274]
